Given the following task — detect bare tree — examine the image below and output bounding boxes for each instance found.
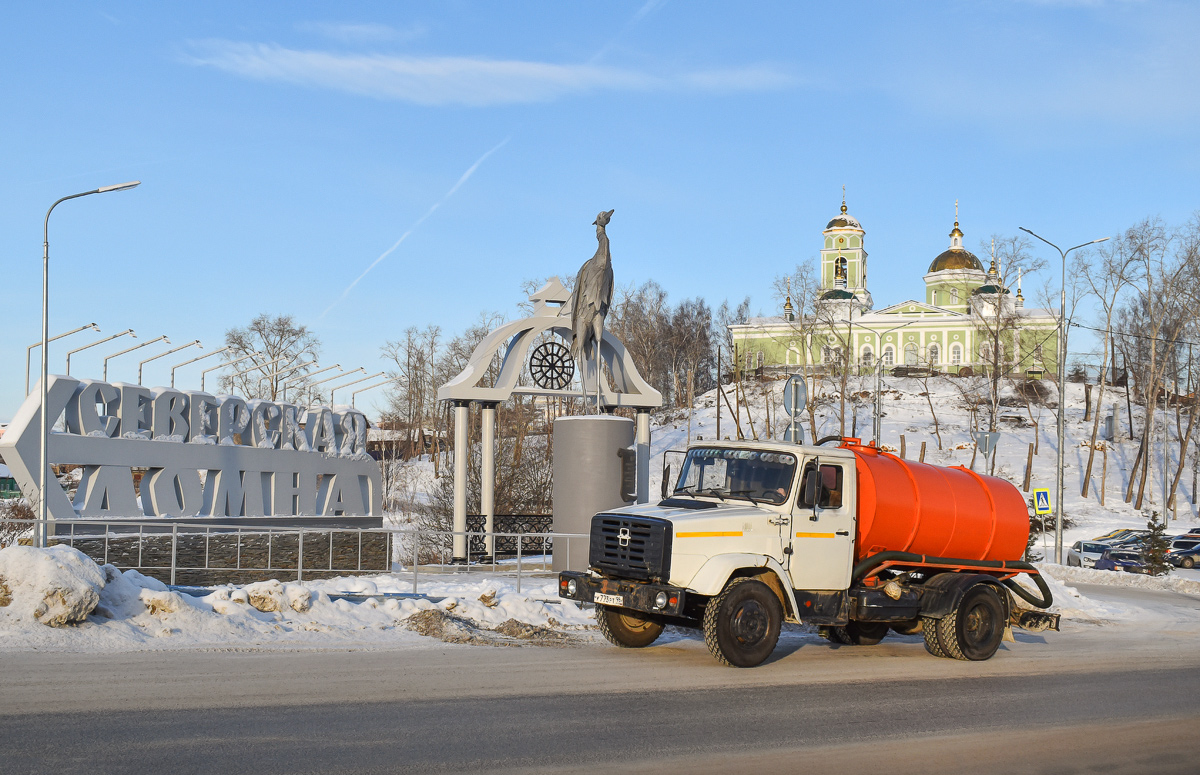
[221,314,321,400]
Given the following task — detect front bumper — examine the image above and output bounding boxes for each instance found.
[558,571,687,617]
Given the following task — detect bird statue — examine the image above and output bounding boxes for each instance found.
[571,209,615,413]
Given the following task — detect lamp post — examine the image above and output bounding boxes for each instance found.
[170,347,230,388]
[351,379,392,408]
[260,359,316,399]
[1020,227,1109,564]
[200,351,263,392]
[305,367,365,402]
[330,372,386,404]
[280,362,341,402]
[26,323,98,394]
[138,341,202,385]
[38,181,140,548]
[104,336,169,381]
[66,329,134,375]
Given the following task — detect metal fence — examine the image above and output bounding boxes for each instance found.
[7,518,587,594]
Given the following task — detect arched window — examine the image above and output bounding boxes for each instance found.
[927,343,940,364]
[980,342,992,362]
[882,347,895,366]
[951,287,960,304]
[836,257,847,280]
[746,349,754,371]
[951,344,963,365]
[904,343,919,366]
[756,351,765,369]
[861,346,874,368]
[822,345,833,363]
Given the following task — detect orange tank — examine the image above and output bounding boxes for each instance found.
[844,441,1029,563]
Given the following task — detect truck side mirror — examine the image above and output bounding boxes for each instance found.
[661,465,671,500]
[801,469,820,508]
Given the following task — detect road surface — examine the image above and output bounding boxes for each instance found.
[0,583,1197,774]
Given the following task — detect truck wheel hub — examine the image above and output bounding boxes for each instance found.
[730,601,768,645]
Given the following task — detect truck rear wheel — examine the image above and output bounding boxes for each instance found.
[703,578,782,668]
[934,584,1005,661]
[922,617,946,657]
[595,606,663,648]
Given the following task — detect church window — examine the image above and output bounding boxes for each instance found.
[822,346,833,363]
[951,288,960,304]
[951,345,962,365]
[756,351,765,369]
[980,342,992,362]
[1034,344,1044,361]
[861,346,873,368]
[928,344,940,364]
[882,347,894,366]
[904,343,919,366]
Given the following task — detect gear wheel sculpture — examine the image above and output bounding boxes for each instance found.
[530,341,575,390]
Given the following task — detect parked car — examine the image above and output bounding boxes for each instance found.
[1094,549,1149,574]
[1100,530,1150,547]
[1094,529,1143,544]
[1168,545,1200,570]
[1187,528,1200,536]
[1170,536,1200,553]
[1068,541,1110,568]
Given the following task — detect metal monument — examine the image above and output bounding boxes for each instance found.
[571,209,615,413]
[437,210,662,563]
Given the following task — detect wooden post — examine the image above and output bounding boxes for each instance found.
[1023,442,1034,491]
[1084,383,1092,422]
[919,441,926,463]
[900,434,907,459]
[1101,445,1108,507]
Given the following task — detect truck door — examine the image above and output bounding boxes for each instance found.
[788,459,855,591]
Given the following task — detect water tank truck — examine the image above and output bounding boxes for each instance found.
[558,438,1059,667]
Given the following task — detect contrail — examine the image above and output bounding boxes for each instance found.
[319,137,510,319]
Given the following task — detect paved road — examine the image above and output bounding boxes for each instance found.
[1,583,1197,774]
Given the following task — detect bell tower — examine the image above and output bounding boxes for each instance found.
[820,189,872,309]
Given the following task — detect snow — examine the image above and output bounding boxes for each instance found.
[0,545,593,652]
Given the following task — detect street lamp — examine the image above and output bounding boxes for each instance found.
[65,330,135,375]
[38,180,140,547]
[1020,227,1109,564]
[170,347,230,388]
[330,372,386,404]
[200,351,263,392]
[260,359,316,399]
[104,336,169,381]
[351,379,393,408]
[280,362,341,402]
[26,323,98,394]
[138,341,202,385]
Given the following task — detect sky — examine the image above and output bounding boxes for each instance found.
[2,0,1198,421]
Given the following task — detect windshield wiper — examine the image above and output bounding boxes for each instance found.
[697,487,727,501]
[728,489,767,505]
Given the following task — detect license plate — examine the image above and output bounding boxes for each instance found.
[594,592,624,606]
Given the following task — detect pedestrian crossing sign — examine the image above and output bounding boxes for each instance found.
[1032,488,1051,515]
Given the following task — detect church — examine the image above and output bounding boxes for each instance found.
[728,198,1060,377]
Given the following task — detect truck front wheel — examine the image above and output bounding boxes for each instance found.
[703,578,783,668]
[595,606,664,648]
[933,584,1006,661]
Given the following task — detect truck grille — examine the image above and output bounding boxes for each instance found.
[589,514,672,582]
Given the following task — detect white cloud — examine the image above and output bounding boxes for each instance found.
[182,40,792,106]
[295,21,426,44]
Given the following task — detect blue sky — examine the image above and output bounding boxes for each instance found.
[2,1,1198,420]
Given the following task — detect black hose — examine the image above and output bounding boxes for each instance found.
[852,550,1053,609]
[814,435,845,446]
[1002,575,1054,609]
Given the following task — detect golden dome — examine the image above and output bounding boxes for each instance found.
[928,248,984,273]
[826,203,862,230]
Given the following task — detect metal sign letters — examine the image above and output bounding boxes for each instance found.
[0,375,382,520]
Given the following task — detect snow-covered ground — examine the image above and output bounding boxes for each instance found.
[3,375,1199,653]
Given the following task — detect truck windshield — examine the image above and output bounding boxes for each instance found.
[675,447,797,504]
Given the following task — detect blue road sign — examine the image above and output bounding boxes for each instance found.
[1033,488,1052,515]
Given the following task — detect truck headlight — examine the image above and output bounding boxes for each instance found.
[567,579,578,597]
[654,591,669,610]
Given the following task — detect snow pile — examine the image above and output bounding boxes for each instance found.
[1041,563,1200,597]
[0,546,594,652]
[1024,572,1132,623]
[0,545,106,627]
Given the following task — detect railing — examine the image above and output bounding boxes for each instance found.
[4,518,587,594]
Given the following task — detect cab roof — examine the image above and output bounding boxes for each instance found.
[682,439,858,461]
